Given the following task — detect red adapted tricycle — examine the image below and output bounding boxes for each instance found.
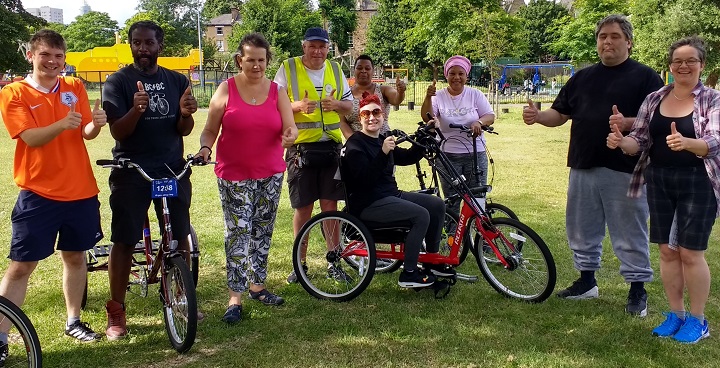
[292,123,556,302]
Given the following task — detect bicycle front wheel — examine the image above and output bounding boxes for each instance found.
[0,295,42,367]
[188,225,200,286]
[294,211,376,302]
[161,256,197,353]
[474,218,556,303]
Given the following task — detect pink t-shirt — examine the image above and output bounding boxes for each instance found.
[431,87,495,154]
[215,78,286,181]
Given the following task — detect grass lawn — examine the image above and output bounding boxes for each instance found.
[1,104,719,367]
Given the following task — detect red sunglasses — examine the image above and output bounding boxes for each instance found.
[359,108,382,119]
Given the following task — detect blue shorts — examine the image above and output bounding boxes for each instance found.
[10,191,104,261]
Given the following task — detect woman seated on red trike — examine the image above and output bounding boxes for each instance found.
[340,93,452,288]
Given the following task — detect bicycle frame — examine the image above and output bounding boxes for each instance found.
[341,125,514,268]
[96,158,197,295]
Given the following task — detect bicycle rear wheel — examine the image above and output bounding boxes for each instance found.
[294,211,376,302]
[486,202,518,221]
[440,209,471,265]
[161,256,197,353]
[474,217,556,303]
[0,295,42,367]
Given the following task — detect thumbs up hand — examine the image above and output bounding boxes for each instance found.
[666,121,685,151]
[609,105,625,130]
[396,75,406,94]
[606,124,623,149]
[60,102,82,130]
[299,90,317,114]
[522,99,539,125]
[321,88,339,112]
[180,86,197,117]
[426,80,436,97]
[134,81,149,113]
[92,99,107,127]
[281,126,298,148]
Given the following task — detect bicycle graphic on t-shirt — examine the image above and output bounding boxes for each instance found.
[149,93,170,115]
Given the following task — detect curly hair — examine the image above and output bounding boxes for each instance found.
[358,91,382,110]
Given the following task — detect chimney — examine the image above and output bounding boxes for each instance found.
[230,8,239,23]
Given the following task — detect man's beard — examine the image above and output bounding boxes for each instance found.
[133,55,158,72]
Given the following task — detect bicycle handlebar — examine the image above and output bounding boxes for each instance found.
[96,155,214,182]
[448,123,497,135]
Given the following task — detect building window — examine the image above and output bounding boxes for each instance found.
[217,40,224,52]
[216,27,224,36]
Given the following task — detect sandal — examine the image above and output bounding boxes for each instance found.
[248,289,285,306]
[221,304,242,324]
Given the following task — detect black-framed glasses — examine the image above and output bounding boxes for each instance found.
[359,108,382,119]
[671,59,700,67]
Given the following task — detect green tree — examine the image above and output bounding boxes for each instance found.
[63,12,119,52]
[319,0,357,55]
[405,0,522,71]
[230,0,321,60]
[201,0,240,20]
[632,0,720,85]
[0,0,45,71]
[548,0,628,62]
[121,11,190,57]
[137,0,201,56]
[365,0,416,65]
[516,0,569,62]
[44,22,67,34]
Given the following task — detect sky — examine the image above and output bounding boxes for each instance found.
[21,0,139,25]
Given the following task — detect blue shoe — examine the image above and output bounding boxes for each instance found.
[652,312,684,338]
[673,315,710,344]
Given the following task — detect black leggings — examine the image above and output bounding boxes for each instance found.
[359,192,446,270]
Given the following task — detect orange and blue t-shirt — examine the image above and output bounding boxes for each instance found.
[0,76,99,201]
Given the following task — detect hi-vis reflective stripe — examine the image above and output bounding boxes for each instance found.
[287,57,342,101]
[296,122,340,130]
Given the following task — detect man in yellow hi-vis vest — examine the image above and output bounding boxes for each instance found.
[274,27,353,283]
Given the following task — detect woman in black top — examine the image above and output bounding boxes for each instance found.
[341,93,449,288]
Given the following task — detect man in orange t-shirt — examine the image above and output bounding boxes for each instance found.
[0,30,108,352]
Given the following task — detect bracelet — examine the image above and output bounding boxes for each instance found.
[200,145,212,155]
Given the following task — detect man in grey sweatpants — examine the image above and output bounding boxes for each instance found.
[522,14,663,316]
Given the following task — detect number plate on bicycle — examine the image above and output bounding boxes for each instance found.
[151,179,178,198]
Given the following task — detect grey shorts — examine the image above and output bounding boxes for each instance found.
[285,144,345,208]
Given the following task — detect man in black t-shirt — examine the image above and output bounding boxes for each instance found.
[523,15,663,317]
[101,21,198,340]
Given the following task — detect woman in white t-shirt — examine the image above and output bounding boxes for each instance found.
[421,55,495,213]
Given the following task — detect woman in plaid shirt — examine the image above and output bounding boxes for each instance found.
[607,36,720,344]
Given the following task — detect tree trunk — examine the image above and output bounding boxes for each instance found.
[705,69,718,89]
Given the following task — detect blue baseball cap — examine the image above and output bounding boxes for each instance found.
[304,27,329,43]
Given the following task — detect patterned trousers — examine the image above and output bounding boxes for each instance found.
[218,173,283,292]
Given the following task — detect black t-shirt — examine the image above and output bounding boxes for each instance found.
[551,58,664,173]
[103,65,190,172]
[649,106,702,167]
[340,132,424,215]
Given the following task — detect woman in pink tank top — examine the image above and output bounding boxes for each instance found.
[196,33,297,323]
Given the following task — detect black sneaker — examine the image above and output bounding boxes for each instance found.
[248,289,285,306]
[422,263,456,277]
[287,264,308,284]
[64,321,101,342]
[398,270,436,288]
[556,278,599,300]
[0,342,7,366]
[327,264,353,283]
[626,288,648,317]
